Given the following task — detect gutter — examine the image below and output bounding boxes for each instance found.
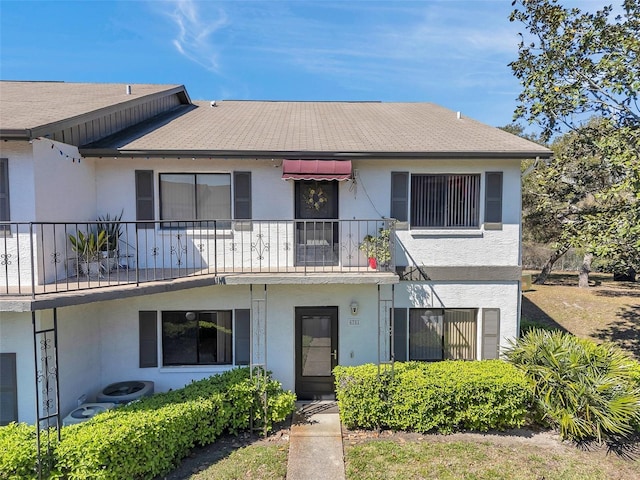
[80,149,553,161]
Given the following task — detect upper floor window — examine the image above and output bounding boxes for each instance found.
[410,174,480,228]
[159,173,231,222]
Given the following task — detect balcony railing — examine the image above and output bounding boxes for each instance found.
[0,219,395,297]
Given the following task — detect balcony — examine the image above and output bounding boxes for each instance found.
[0,219,396,298]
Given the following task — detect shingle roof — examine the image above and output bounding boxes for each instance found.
[0,81,186,132]
[103,100,550,158]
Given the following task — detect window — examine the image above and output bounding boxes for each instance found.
[484,172,503,227]
[410,174,480,228]
[162,310,232,365]
[0,353,18,425]
[135,170,154,229]
[160,173,231,223]
[406,308,477,361]
[0,159,9,229]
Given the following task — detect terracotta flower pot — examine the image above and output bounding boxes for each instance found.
[368,257,377,269]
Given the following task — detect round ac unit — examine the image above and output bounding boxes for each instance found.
[96,380,154,404]
[62,402,115,426]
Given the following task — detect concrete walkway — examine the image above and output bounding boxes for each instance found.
[287,401,346,480]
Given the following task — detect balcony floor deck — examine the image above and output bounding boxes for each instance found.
[0,266,399,312]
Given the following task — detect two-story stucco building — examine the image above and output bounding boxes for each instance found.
[0,81,551,426]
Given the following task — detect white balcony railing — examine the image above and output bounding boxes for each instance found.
[0,219,395,297]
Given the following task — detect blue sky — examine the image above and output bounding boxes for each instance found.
[1,0,542,128]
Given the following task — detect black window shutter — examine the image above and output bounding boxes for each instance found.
[235,309,251,365]
[393,308,408,362]
[135,170,154,228]
[485,172,503,224]
[0,353,18,425]
[390,172,409,222]
[233,172,252,220]
[482,309,500,360]
[0,159,9,222]
[139,311,158,368]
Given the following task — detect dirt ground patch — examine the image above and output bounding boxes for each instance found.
[521,272,640,358]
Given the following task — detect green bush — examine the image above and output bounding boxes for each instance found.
[0,423,38,479]
[1,368,295,480]
[335,360,531,434]
[505,329,640,442]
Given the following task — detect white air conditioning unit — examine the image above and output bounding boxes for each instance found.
[96,380,154,404]
[62,402,115,426]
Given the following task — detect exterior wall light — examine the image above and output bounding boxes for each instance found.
[350,302,359,316]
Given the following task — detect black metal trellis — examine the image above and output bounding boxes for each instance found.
[250,284,269,436]
[32,309,61,480]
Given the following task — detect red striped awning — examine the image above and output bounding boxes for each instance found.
[282,159,352,181]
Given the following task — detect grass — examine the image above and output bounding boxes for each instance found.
[344,439,640,480]
[185,444,288,480]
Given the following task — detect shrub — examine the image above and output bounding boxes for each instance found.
[335,360,531,434]
[0,423,38,479]
[2,368,295,480]
[505,329,640,442]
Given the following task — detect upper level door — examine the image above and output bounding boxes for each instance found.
[294,181,339,266]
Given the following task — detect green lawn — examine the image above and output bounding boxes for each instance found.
[344,439,639,480]
[176,444,288,480]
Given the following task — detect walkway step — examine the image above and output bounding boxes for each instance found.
[287,401,345,480]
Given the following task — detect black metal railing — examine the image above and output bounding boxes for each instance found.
[0,219,395,297]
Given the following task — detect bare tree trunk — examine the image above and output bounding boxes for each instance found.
[534,245,570,284]
[578,253,593,288]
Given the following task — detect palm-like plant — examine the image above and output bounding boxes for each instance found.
[96,210,123,253]
[68,230,107,262]
[505,328,640,443]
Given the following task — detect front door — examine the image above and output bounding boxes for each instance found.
[295,181,339,266]
[295,306,338,400]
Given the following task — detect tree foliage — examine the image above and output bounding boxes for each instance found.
[510,0,639,140]
[510,0,640,278]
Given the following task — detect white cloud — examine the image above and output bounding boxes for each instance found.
[163,0,228,72]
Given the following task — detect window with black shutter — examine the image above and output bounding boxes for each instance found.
[484,172,503,228]
[0,159,9,228]
[135,170,154,228]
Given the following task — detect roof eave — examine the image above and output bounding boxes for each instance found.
[80,148,553,160]
[0,129,31,140]
[25,85,191,140]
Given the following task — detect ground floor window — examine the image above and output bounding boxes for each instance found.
[407,308,477,361]
[162,310,233,365]
[0,353,18,425]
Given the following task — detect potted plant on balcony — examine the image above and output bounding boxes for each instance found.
[96,210,123,271]
[68,229,107,276]
[359,228,391,270]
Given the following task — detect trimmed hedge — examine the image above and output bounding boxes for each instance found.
[0,368,295,480]
[0,423,40,479]
[334,360,532,433]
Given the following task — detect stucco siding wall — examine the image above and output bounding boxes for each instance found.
[0,143,37,287]
[33,139,97,222]
[50,306,103,419]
